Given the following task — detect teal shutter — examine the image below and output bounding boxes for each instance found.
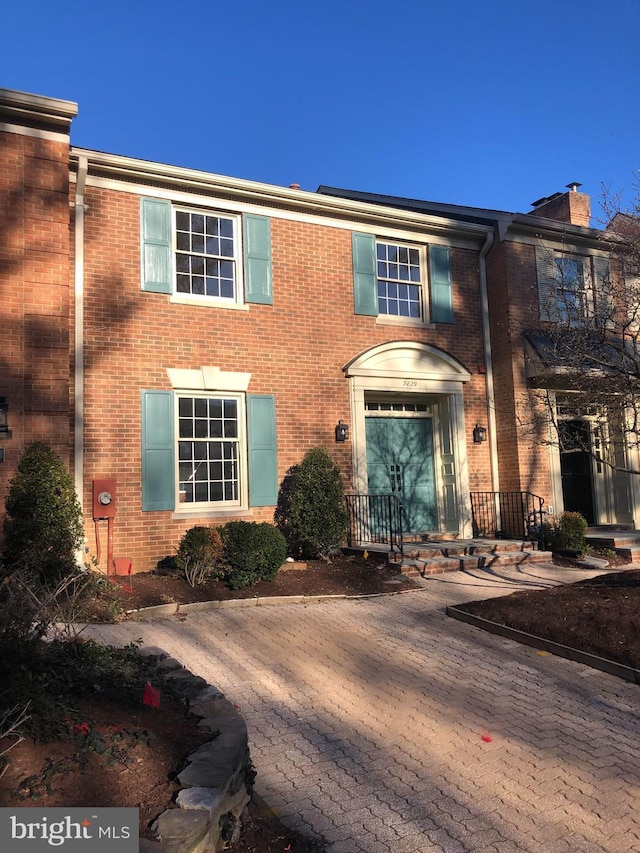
[429,245,453,323]
[141,390,175,511]
[352,232,378,315]
[247,395,278,506]
[244,215,273,304]
[535,247,561,322]
[141,198,172,293]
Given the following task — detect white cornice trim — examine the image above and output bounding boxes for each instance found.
[0,88,77,130]
[70,147,492,247]
[74,173,482,248]
[500,213,605,247]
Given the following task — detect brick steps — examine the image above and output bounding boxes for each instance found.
[393,538,553,578]
[586,530,640,562]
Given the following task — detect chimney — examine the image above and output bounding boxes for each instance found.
[529,182,591,227]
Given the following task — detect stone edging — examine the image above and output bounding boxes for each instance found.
[446,605,640,685]
[136,646,252,853]
[127,584,425,620]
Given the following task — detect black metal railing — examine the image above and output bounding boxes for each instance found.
[470,491,546,547]
[345,494,404,557]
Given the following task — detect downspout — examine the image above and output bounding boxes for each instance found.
[479,230,499,493]
[74,156,88,528]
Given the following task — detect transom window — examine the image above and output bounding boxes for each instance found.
[175,210,237,301]
[376,241,423,319]
[365,401,429,412]
[177,395,241,505]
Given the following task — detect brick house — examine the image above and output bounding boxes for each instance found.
[1,88,498,572]
[320,184,640,533]
[2,87,635,573]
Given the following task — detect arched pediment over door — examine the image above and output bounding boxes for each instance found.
[343,341,472,385]
[343,341,472,538]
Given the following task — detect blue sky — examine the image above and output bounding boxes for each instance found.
[3,0,639,220]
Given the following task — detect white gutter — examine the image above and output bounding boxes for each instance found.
[73,156,88,512]
[69,148,490,244]
[479,231,499,492]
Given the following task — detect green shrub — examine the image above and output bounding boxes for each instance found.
[175,526,224,587]
[2,442,83,587]
[221,521,286,590]
[547,511,588,553]
[276,447,349,560]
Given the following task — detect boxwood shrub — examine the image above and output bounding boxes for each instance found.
[221,521,286,590]
[175,525,224,587]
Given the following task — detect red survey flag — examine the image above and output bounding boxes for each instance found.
[143,682,161,707]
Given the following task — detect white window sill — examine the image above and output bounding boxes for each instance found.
[171,507,253,520]
[376,315,435,330]
[170,295,249,310]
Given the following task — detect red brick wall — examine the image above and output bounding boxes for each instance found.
[79,184,491,571]
[0,129,72,514]
[486,237,552,501]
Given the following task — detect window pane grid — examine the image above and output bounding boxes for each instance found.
[555,257,588,324]
[176,210,236,299]
[376,241,423,318]
[178,396,239,504]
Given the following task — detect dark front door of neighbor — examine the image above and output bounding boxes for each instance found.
[559,419,595,524]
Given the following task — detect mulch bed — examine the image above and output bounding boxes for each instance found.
[451,567,640,670]
[108,552,420,612]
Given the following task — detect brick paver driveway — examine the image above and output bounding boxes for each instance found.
[87,563,640,852]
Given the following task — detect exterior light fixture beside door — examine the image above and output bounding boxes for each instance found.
[0,398,11,439]
[335,420,349,442]
[473,423,487,444]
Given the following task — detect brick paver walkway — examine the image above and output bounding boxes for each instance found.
[87,563,640,852]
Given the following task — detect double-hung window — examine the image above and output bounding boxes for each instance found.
[141,386,278,513]
[140,197,272,305]
[554,256,589,325]
[376,241,423,319]
[352,232,453,323]
[535,247,612,327]
[175,210,238,302]
[177,394,242,506]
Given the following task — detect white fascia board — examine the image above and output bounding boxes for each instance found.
[499,214,606,250]
[0,88,77,126]
[70,148,492,249]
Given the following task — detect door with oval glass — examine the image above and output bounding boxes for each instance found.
[365,416,437,533]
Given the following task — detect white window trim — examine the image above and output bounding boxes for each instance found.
[173,390,248,514]
[374,239,431,326]
[170,205,245,307]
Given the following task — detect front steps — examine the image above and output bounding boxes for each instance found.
[586,527,640,562]
[389,538,554,578]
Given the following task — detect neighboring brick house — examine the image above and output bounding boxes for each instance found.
[321,184,640,530]
[1,88,497,572]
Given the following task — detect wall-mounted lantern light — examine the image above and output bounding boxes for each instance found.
[335,420,349,442]
[473,423,487,444]
[0,398,11,439]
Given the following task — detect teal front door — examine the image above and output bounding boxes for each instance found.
[365,416,437,533]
